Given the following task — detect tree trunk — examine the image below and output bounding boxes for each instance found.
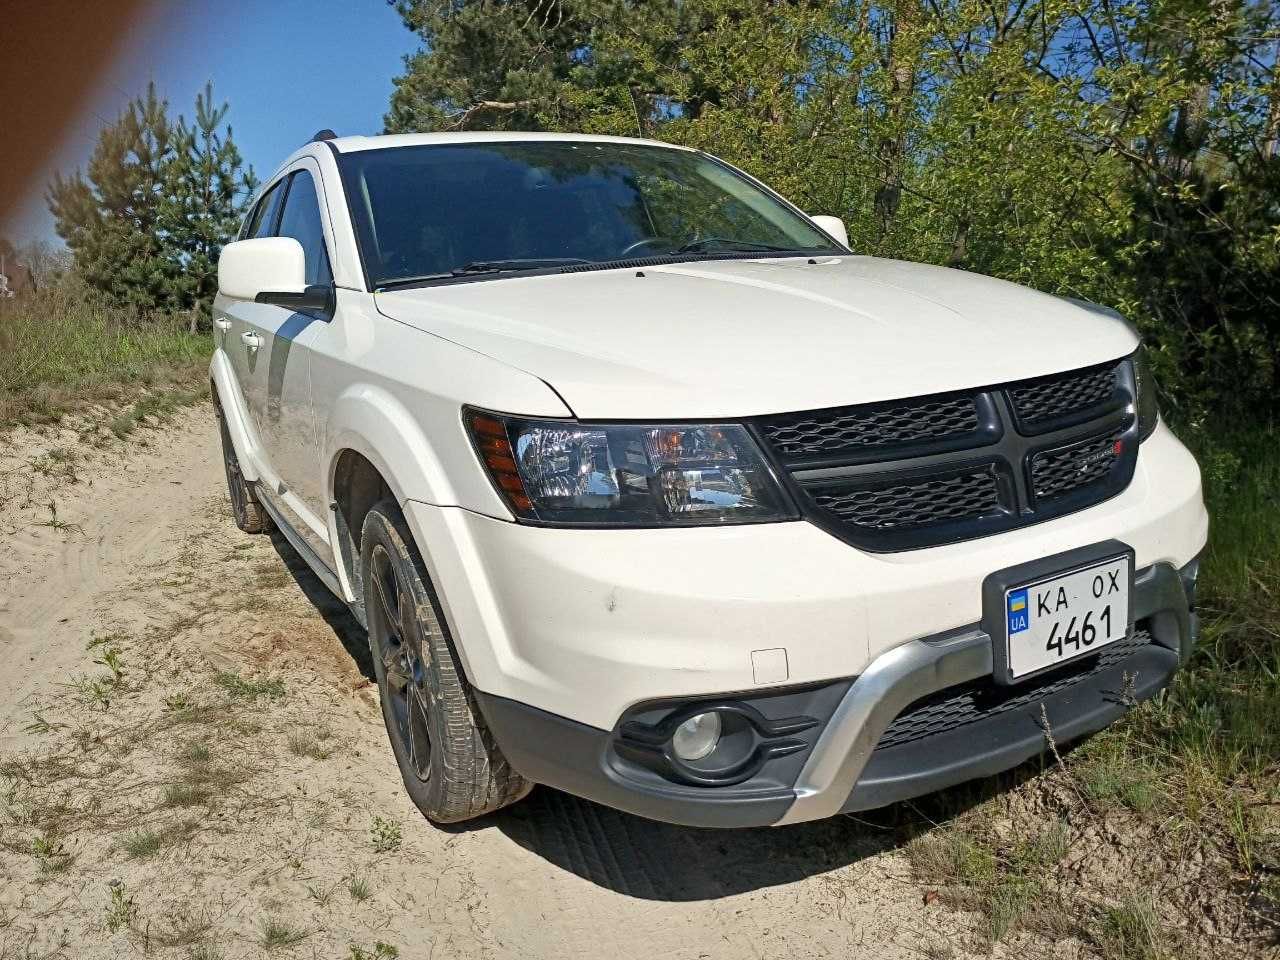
[1266,38,1280,159]
[874,0,922,244]
[1171,0,1235,175]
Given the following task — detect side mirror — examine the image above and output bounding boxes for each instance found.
[809,215,849,249]
[218,237,332,313]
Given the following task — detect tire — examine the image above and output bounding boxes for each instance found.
[216,403,270,534]
[360,498,531,823]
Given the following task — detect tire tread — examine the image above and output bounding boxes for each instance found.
[362,499,530,823]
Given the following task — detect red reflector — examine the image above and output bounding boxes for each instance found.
[1114,440,1123,455]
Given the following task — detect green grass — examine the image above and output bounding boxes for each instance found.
[120,818,198,860]
[370,816,402,854]
[1102,420,1280,820]
[159,782,213,809]
[259,916,308,951]
[0,284,209,427]
[346,875,372,903]
[906,821,1072,945]
[286,729,335,760]
[104,880,135,934]
[1095,894,1169,960]
[109,384,208,437]
[212,671,285,701]
[348,943,399,960]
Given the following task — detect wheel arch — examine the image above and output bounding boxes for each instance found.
[324,384,462,627]
[330,448,393,626]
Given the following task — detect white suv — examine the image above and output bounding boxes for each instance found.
[212,132,1207,827]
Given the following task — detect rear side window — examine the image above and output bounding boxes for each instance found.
[243,181,286,239]
[276,170,333,286]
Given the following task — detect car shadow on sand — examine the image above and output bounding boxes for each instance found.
[268,528,1050,902]
[267,528,375,682]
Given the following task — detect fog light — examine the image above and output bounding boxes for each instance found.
[671,711,721,761]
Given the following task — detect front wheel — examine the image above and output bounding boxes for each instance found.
[360,499,530,823]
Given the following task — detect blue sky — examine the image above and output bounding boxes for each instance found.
[10,0,419,243]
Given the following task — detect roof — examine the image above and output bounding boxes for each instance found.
[324,132,693,154]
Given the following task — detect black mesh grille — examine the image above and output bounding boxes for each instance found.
[877,626,1152,749]
[810,469,1002,531]
[1009,363,1120,426]
[753,359,1137,551]
[1030,430,1125,502]
[760,395,979,458]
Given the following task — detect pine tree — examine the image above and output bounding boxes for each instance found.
[162,82,258,332]
[47,82,255,325]
[48,82,179,312]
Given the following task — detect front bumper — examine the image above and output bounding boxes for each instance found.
[476,557,1199,827]
[398,421,1205,827]
[406,422,1205,733]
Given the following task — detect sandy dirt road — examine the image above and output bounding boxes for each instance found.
[0,405,1034,960]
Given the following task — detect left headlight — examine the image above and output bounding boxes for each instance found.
[466,410,797,526]
[1133,347,1160,442]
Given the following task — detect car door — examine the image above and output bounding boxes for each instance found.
[220,178,286,457]
[235,163,335,557]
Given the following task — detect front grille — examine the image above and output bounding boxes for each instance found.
[810,468,1002,532]
[1031,430,1125,502]
[760,395,980,459]
[877,626,1153,749]
[753,357,1137,551]
[1009,362,1121,430]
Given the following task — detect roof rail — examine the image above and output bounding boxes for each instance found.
[309,129,338,144]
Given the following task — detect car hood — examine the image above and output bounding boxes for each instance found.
[374,256,1138,420]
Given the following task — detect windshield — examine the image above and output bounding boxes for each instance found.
[336,141,843,288]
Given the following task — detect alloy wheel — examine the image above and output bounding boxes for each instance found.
[369,544,433,781]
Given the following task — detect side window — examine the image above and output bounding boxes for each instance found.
[243,181,286,239]
[276,170,333,286]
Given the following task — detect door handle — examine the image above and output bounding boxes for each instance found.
[241,331,262,349]
[213,318,231,332]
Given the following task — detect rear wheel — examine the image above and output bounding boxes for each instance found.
[216,404,269,534]
[360,499,530,823]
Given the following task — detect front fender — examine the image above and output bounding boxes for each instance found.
[325,384,461,511]
[322,385,515,675]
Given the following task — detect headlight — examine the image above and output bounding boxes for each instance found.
[1133,348,1160,441]
[466,410,797,526]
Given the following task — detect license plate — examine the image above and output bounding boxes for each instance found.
[1003,555,1131,680]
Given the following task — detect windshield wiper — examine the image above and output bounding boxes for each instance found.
[453,257,593,274]
[675,238,808,254]
[376,258,595,291]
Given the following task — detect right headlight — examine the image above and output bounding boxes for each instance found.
[1133,347,1160,441]
[466,410,797,526]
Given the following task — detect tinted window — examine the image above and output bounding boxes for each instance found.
[244,181,285,239]
[337,142,840,287]
[276,170,332,286]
